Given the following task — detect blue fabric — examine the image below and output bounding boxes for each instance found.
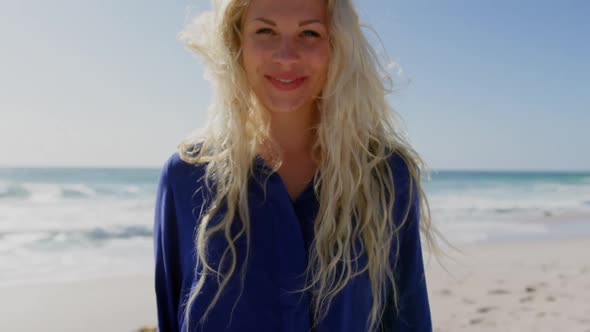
[154,151,432,332]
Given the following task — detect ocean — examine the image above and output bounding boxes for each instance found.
[1,167,589,286]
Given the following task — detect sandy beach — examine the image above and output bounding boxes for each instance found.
[426,236,590,332]
[0,275,157,332]
[1,236,589,331]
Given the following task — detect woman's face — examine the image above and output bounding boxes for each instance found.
[240,0,330,115]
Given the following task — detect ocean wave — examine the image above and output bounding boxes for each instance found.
[0,183,30,199]
[61,184,97,199]
[93,185,148,198]
[23,183,62,203]
[81,225,153,241]
[0,225,153,252]
[428,182,590,219]
[0,182,148,202]
[3,183,91,202]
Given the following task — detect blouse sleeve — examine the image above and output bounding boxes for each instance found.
[382,175,432,331]
[153,160,182,332]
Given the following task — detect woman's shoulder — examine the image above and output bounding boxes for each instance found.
[386,150,418,191]
[159,143,209,194]
[385,150,421,229]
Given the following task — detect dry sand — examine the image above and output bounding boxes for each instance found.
[1,237,589,331]
[0,274,157,332]
[426,237,590,332]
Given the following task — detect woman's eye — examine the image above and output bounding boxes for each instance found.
[255,28,274,35]
[302,30,320,38]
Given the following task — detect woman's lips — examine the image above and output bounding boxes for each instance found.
[265,75,307,91]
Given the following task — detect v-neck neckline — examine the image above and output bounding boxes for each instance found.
[253,155,318,205]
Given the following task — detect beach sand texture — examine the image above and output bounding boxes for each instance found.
[0,275,157,332]
[427,237,590,332]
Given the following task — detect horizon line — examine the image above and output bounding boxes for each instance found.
[0,164,589,174]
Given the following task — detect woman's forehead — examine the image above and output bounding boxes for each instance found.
[244,0,327,23]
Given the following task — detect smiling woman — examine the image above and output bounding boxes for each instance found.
[241,0,330,118]
[153,0,445,331]
[239,0,330,201]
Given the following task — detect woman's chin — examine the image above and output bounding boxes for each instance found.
[265,103,306,114]
[262,98,315,114]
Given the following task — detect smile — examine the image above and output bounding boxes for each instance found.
[265,75,307,91]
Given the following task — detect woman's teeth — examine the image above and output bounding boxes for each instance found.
[275,78,295,83]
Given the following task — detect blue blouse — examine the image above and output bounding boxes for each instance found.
[153,151,432,332]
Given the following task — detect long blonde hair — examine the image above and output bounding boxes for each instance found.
[177,0,446,331]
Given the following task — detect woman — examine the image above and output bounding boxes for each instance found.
[154,0,444,331]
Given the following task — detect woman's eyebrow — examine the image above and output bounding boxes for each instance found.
[252,17,324,26]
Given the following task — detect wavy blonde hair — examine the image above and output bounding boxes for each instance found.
[177,0,447,331]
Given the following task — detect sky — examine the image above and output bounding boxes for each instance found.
[1,0,588,171]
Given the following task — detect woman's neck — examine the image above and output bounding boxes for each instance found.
[268,107,318,156]
[265,106,319,201]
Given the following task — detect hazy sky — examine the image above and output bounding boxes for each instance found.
[1,0,588,171]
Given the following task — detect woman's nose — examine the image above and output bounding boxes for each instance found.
[272,38,299,66]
